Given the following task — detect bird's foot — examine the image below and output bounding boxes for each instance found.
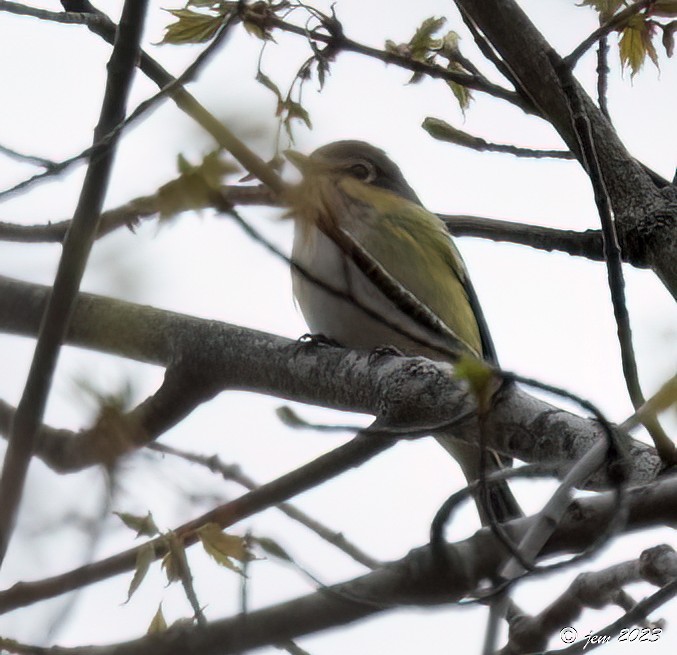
[297,333,342,348]
[368,344,405,365]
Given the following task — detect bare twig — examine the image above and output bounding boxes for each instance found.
[148,442,382,569]
[0,0,149,568]
[0,5,285,202]
[441,215,610,261]
[0,0,102,25]
[0,143,58,170]
[596,35,610,121]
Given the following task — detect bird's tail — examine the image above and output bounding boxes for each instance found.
[435,434,522,525]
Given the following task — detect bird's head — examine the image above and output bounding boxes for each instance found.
[286,140,421,206]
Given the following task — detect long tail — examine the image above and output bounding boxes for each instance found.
[435,434,522,525]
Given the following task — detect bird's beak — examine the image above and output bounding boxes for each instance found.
[284,149,313,173]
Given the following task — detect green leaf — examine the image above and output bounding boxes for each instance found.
[285,100,312,129]
[439,30,461,55]
[198,523,251,572]
[256,71,284,110]
[445,59,473,113]
[156,150,238,221]
[115,511,160,538]
[454,355,494,407]
[619,15,659,76]
[410,16,446,60]
[125,543,156,602]
[161,8,223,45]
[147,604,168,634]
[446,79,472,113]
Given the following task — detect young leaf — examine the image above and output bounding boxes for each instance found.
[285,100,312,129]
[125,543,156,603]
[161,9,223,45]
[444,58,473,113]
[198,523,251,572]
[410,17,446,60]
[115,511,160,538]
[256,71,284,113]
[454,355,495,409]
[156,150,238,221]
[161,532,190,584]
[619,15,659,76]
[147,604,168,634]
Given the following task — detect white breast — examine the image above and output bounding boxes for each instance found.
[291,224,449,358]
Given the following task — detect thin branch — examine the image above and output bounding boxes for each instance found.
[554,56,675,463]
[1,474,676,653]
[148,442,382,570]
[596,35,610,121]
[0,0,101,25]
[423,117,575,159]
[263,13,534,114]
[545,579,677,655]
[0,432,392,615]
[0,143,58,170]
[0,0,149,569]
[441,215,611,261]
[0,184,275,243]
[0,5,285,202]
[565,0,653,67]
[505,545,675,654]
[82,1,284,194]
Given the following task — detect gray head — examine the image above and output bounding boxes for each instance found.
[310,140,422,205]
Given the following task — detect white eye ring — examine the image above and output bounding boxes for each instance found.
[345,162,374,182]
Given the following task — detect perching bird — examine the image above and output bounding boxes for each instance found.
[288,140,521,524]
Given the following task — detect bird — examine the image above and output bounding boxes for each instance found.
[287,140,521,524]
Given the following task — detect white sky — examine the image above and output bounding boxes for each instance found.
[0,0,676,653]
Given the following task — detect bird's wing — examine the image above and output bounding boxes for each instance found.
[339,178,484,357]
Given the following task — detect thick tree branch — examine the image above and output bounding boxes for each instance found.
[454,0,677,298]
[0,274,663,488]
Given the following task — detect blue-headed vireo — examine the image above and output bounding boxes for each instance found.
[288,140,520,524]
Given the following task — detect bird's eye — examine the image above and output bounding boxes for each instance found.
[345,162,373,181]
